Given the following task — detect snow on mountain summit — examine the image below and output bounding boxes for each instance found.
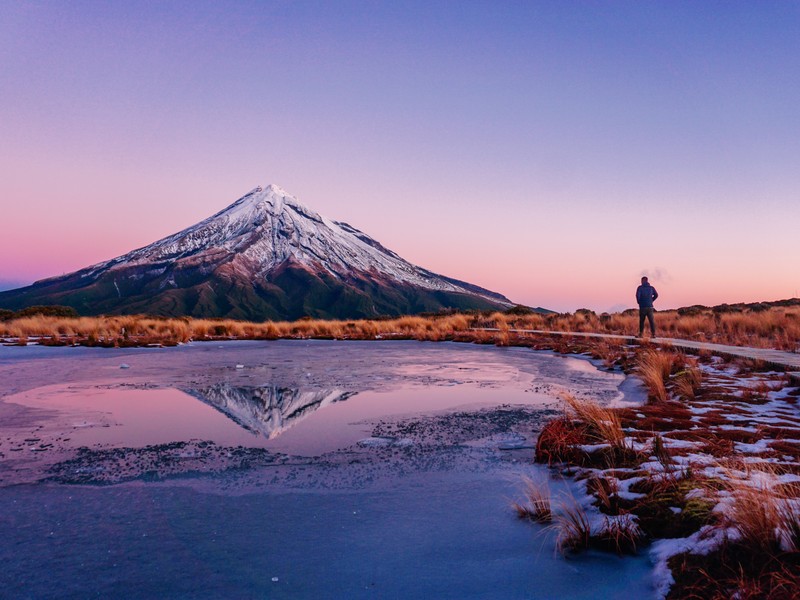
[1,183,514,320]
[95,184,502,300]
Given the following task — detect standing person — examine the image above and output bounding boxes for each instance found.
[636,276,659,337]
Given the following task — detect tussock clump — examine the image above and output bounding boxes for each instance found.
[591,339,627,368]
[551,497,644,556]
[672,358,703,401]
[552,498,591,554]
[511,476,552,523]
[563,394,626,449]
[636,349,699,403]
[594,515,643,555]
[587,474,631,516]
[636,349,680,403]
[721,467,790,555]
[534,395,642,469]
[652,434,673,469]
[668,466,800,600]
[535,416,590,465]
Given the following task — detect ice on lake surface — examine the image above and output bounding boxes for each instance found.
[0,341,656,599]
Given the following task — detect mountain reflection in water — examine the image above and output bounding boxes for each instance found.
[183,385,357,439]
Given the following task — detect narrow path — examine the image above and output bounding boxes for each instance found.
[474,328,800,377]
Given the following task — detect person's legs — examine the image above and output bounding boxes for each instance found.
[646,308,656,336]
[638,309,646,336]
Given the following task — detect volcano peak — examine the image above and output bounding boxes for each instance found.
[0,184,515,320]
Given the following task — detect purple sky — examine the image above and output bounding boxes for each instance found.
[1,2,799,311]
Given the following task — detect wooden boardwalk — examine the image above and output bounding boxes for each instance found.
[475,328,800,379]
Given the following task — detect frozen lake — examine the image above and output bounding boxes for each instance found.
[0,340,655,598]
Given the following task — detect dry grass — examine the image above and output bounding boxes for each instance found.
[778,500,800,553]
[588,474,625,515]
[563,394,626,449]
[592,338,627,368]
[720,465,800,555]
[672,356,703,401]
[532,353,800,596]
[595,515,643,555]
[673,367,702,401]
[496,304,800,350]
[552,492,642,555]
[511,476,552,523]
[636,349,674,403]
[652,434,673,469]
[534,416,589,465]
[0,313,477,346]
[552,498,591,554]
[669,466,800,599]
[2,302,799,349]
[635,349,693,403]
[671,548,800,600]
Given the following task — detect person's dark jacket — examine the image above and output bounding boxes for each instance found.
[636,283,658,308]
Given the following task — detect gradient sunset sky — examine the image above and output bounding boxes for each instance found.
[1,2,798,312]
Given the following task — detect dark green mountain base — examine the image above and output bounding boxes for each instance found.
[0,262,508,321]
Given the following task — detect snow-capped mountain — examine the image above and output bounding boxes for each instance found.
[0,184,514,320]
[184,384,356,440]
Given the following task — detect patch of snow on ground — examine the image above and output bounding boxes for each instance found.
[650,526,731,599]
[717,424,757,431]
[661,437,702,449]
[577,443,610,453]
[688,406,718,415]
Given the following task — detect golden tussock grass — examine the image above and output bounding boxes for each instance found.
[551,494,643,555]
[534,416,589,466]
[2,303,798,350]
[721,465,800,555]
[636,349,686,403]
[551,497,591,554]
[592,338,627,368]
[668,465,800,599]
[672,358,703,401]
[511,476,552,523]
[563,394,626,449]
[588,474,623,515]
[494,305,800,350]
[0,312,478,345]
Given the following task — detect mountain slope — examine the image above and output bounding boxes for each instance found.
[183,385,356,440]
[0,184,514,320]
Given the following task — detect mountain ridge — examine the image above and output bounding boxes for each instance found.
[0,184,515,320]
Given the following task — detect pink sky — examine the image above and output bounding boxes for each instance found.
[1,3,798,313]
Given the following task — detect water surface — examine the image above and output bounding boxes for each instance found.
[0,340,654,599]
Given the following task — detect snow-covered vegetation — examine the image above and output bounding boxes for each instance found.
[530,345,800,598]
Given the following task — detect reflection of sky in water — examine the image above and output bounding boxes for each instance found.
[259,384,547,456]
[7,377,550,456]
[1,341,642,456]
[9,385,273,448]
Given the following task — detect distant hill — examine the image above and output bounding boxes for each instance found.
[0,184,519,321]
[614,297,800,317]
